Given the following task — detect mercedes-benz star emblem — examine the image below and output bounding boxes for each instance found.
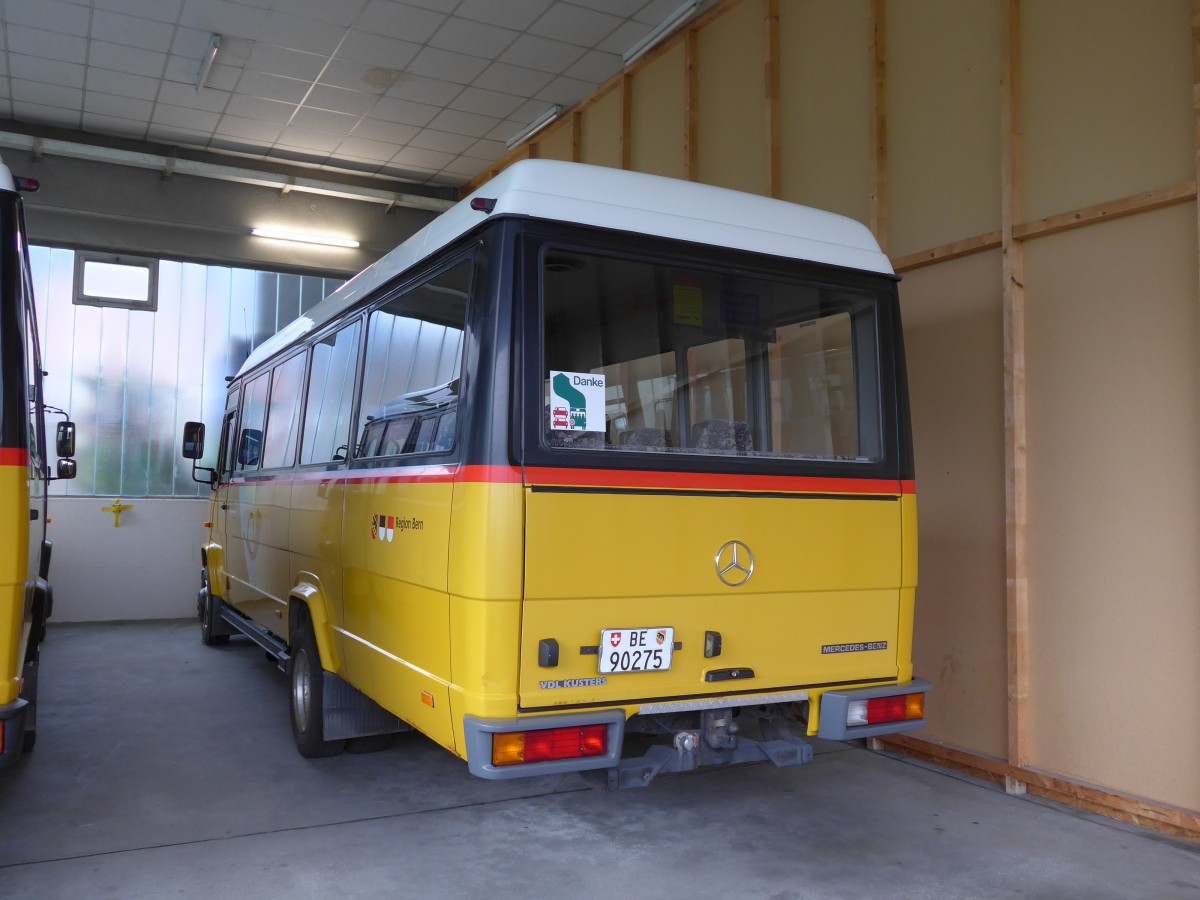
[715,540,754,587]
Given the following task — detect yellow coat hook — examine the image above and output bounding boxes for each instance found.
[101,498,133,528]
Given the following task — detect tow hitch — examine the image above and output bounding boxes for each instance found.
[603,706,813,790]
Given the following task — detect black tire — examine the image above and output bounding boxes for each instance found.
[199,573,228,647]
[346,733,393,754]
[21,726,35,754]
[289,611,345,758]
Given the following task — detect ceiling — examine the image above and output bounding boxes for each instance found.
[0,0,695,192]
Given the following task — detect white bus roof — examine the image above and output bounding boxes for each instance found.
[239,160,891,377]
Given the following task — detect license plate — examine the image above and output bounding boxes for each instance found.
[599,627,674,674]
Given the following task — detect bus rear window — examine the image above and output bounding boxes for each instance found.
[540,248,882,462]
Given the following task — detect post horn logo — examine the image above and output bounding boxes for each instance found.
[715,540,754,587]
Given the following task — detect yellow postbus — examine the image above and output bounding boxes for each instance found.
[183,160,928,787]
[0,159,76,767]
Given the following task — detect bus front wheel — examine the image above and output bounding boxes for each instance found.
[288,612,345,758]
[198,573,228,647]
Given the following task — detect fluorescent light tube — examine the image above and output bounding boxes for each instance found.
[196,34,221,91]
[623,0,701,66]
[251,227,360,249]
[505,105,562,150]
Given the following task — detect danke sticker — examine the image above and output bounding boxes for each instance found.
[549,370,605,432]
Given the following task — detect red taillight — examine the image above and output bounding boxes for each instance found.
[867,696,908,723]
[492,724,608,766]
[847,692,925,727]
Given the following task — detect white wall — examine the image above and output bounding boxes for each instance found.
[48,497,209,622]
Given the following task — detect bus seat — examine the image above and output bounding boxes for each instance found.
[691,419,753,452]
[546,428,605,449]
[618,428,672,450]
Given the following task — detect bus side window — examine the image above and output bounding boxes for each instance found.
[357,260,469,458]
[381,415,417,456]
[300,320,361,466]
[433,410,456,451]
[261,352,305,469]
[235,373,269,473]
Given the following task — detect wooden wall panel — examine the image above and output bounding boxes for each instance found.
[1024,205,1200,810]
[778,0,871,223]
[695,0,767,193]
[580,88,622,170]
[1022,0,1193,222]
[900,251,1008,757]
[887,0,1002,257]
[630,43,688,180]
[537,118,575,162]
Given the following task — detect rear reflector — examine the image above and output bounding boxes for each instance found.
[846,692,926,727]
[492,724,607,767]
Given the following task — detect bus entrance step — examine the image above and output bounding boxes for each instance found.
[218,606,289,669]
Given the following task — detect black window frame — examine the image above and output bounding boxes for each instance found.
[516,220,911,483]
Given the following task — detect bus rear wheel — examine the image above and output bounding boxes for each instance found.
[198,573,228,647]
[289,612,345,758]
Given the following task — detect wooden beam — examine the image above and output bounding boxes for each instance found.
[1001,0,1029,779]
[892,230,1004,273]
[765,0,782,198]
[571,111,582,163]
[894,182,1198,274]
[869,0,888,253]
[872,735,1200,844]
[685,28,699,181]
[620,73,633,170]
[1194,0,1200,302]
[1014,181,1197,241]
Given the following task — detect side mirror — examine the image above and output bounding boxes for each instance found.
[182,421,206,460]
[56,458,77,480]
[183,420,219,489]
[56,420,76,458]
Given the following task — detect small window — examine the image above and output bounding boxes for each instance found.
[73,252,159,311]
[300,320,361,465]
[261,352,305,469]
[236,373,270,473]
[217,408,238,483]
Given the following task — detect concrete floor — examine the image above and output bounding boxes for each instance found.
[1,621,1198,899]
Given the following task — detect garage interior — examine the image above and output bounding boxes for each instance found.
[3,0,1200,893]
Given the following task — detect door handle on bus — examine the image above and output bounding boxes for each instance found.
[29,508,38,521]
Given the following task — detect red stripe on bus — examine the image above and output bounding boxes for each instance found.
[341,465,460,486]
[456,465,522,484]
[226,466,909,495]
[342,465,523,486]
[522,466,905,495]
[0,448,29,466]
